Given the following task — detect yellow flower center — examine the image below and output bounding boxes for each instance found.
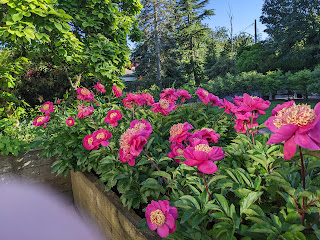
[273,103,316,129]
[81,88,90,95]
[170,123,184,138]
[37,116,45,123]
[96,133,105,139]
[68,120,73,124]
[43,104,50,111]
[195,144,211,153]
[159,99,170,109]
[201,128,213,131]
[88,137,93,145]
[203,90,209,96]
[150,209,166,226]
[110,113,117,118]
[133,122,146,131]
[176,148,183,155]
[120,123,147,149]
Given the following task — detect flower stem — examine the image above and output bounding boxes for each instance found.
[143,150,170,185]
[213,111,225,127]
[203,173,212,201]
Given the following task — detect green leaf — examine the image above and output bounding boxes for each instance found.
[214,194,230,216]
[240,192,263,215]
[54,22,63,32]
[180,195,200,210]
[0,0,9,4]
[23,27,35,39]
[98,13,103,19]
[12,12,23,22]
[180,209,194,224]
[151,171,171,181]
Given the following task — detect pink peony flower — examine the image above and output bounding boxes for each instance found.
[234,112,259,133]
[92,129,112,147]
[160,88,178,101]
[76,88,95,102]
[151,99,176,115]
[169,122,193,144]
[195,88,211,105]
[142,93,155,106]
[33,115,50,126]
[265,102,320,159]
[145,200,178,238]
[208,94,222,107]
[66,117,75,126]
[77,105,94,119]
[40,101,54,115]
[192,128,220,143]
[167,143,185,163]
[219,99,236,114]
[123,93,146,108]
[271,100,295,116]
[83,134,98,150]
[176,89,191,104]
[183,139,226,174]
[236,93,271,115]
[232,95,244,107]
[94,82,106,93]
[104,110,123,127]
[112,85,123,97]
[119,120,152,166]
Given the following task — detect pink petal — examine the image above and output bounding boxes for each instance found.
[169,207,178,220]
[157,224,169,238]
[198,161,218,174]
[314,102,320,115]
[164,214,175,229]
[194,151,208,162]
[295,133,320,150]
[283,136,297,160]
[308,122,320,143]
[101,141,109,146]
[146,219,157,231]
[266,124,298,145]
[264,117,278,133]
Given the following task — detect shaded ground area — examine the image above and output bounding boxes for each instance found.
[0,149,73,204]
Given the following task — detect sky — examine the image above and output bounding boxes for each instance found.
[203,0,268,40]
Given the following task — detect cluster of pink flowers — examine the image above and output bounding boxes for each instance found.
[104,110,123,127]
[145,200,177,238]
[76,87,95,102]
[167,122,225,174]
[33,101,55,128]
[119,120,152,166]
[94,82,106,93]
[123,93,155,108]
[77,104,94,119]
[266,101,320,159]
[83,129,112,150]
[152,88,191,115]
[195,88,221,106]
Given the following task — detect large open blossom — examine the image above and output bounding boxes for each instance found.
[208,94,221,107]
[76,87,95,102]
[33,115,50,126]
[151,99,176,115]
[232,95,244,107]
[271,100,295,116]
[40,101,54,115]
[112,85,123,97]
[266,102,320,159]
[94,82,106,93]
[123,93,145,108]
[83,134,99,150]
[169,122,193,143]
[160,88,178,101]
[236,93,271,115]
[167,143,185,163]
[142,93,155,106]
[183,139,226,174]
[77,105,94,119]
[104,110,123,127]
[192,128,220,143]
[66,117,75,126]
[176,89,191,104]
[92,129,112,147]
[219,99,236,114]
[234,112,259,133]
[145,200,177,238]
[119,120,152,166]
[195,88,210,104]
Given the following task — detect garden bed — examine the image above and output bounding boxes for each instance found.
[71,170,161,240]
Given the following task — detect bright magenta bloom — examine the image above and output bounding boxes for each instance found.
[232,95,244,107]
[123,93,145,108]
[266,102,320,159]
[56,99,61,104]
[167,143,185,163]
[76,88,95,102]
[234,112,259,133]
[119,120,152,166]
[176,89,191,104]
[142,93,155,106]
[151,99,176,115]
[160,88,178,101]
[40,101,54,115]
[104,110,123,127]
[236,93,271,115]
[208,94,221,107]
[33,115,50,126]
[83,134,98,150]
[77,105,94,119]
[219,99,236,114]
[112,85,123,97]
[195,88,211,105]
[94,82,106,93]
[183,139,226,174]
[169,122,193,143]
[271,100,295,116]
[192,128,220,143]
[92,129,112,147]
[145,200,177,238]
[66,117,75,126]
